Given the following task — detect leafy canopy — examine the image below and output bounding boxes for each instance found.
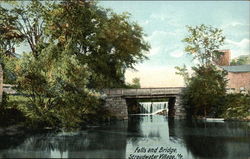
[44,1,149,88]
[183,24,225,66]
[0,0,150,128]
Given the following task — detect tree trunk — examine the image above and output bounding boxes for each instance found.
[204,106,207,118]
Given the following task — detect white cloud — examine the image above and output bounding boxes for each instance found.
[148,10,183,28]
[147,30,174,41]
[225,39,250,49]
[224,38,250,58]
[222,21,249,29]
[144,31,169,56]
[145,30,183,57]
[169,49,184,58]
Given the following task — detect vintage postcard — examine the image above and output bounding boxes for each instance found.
[0,0,249,159]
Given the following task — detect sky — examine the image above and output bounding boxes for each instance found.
[100,1,250,88]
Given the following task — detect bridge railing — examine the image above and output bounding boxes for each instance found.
[103,87,185,96]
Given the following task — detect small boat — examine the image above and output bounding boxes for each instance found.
[205,118,225,122]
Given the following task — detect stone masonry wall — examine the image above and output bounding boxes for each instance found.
[174,95,186,118]
[104,96,128,120]
[227,72,250,92]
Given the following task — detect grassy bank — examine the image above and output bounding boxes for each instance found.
[0,95,109,131]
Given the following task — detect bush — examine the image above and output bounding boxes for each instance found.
[182,65,227,118]
[15,45,103,130]
[221,94,250,120]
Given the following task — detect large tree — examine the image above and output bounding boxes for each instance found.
[179,25,227,118]
[1,0,149,88]
[44,0,149,88]
[1,0,150,128]
[11,0,48,58]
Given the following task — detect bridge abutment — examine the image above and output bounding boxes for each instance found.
[104,96,128,120]
[174,95,186,118]
[168,97,176,117]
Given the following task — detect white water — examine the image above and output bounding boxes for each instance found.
[138,102,168,115]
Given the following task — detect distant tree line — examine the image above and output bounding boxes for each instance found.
[230,55,250,65]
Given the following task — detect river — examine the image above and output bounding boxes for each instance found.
[0,115,249,159]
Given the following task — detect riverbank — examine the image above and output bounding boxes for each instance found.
[1,114,249,138]
[224,116,250,122]
[187,116,250,122]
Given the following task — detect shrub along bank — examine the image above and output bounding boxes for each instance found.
[221,94,250,121]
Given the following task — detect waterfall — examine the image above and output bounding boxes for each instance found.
[139,102,168,114]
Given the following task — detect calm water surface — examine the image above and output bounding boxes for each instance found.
[0,115,249,159]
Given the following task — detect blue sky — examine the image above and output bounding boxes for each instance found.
[100,1,250,87]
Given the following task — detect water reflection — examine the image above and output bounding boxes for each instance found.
[0,115,249,159]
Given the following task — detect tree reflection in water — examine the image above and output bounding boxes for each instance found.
[0,121,129,158]
[0,116,249,159]
[170,119,250,159]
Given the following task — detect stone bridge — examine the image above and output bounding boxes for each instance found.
[103,87,186,119]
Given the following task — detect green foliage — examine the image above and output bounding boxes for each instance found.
[2,0,149,89]
[181,24,250,119]
[44,1,149,88]
[1,55,19,84]
[221,94,250,120]
[127,77,141,88]
[179,25,228,118]
[1,0,149,129]
[183,24,225,66]
[132,78,141,88]
[16,44,102,129]
[182,65,227,117]
[230,55,250,65]
[0,6,23,58]
[11,0,48,58]
[0,92,8,109]
[175,65,190,86]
